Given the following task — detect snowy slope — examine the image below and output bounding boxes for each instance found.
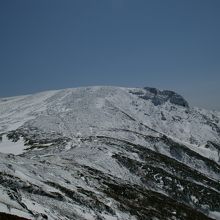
[0,86,219,220]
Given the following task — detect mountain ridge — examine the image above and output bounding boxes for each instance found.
[0,86,219,220]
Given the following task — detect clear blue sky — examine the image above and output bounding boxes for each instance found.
[0,0,220,110]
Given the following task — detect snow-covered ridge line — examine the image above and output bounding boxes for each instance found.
[0,86,219,220]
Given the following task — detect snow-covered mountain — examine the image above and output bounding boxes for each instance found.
[0,86,219,220]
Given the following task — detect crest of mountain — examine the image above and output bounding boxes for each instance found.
[0,86,219,220]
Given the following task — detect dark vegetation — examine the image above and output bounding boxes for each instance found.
[0,212,30,220]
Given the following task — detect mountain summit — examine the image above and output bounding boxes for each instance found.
[0,86,219,220]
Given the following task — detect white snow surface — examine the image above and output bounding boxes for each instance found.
[0,86,219,159]
[0,86,219,220]
[0,135,26,155]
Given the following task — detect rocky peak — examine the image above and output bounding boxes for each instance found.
[131,87,189,108]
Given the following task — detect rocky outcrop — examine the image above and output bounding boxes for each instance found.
[130,87,189,107]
